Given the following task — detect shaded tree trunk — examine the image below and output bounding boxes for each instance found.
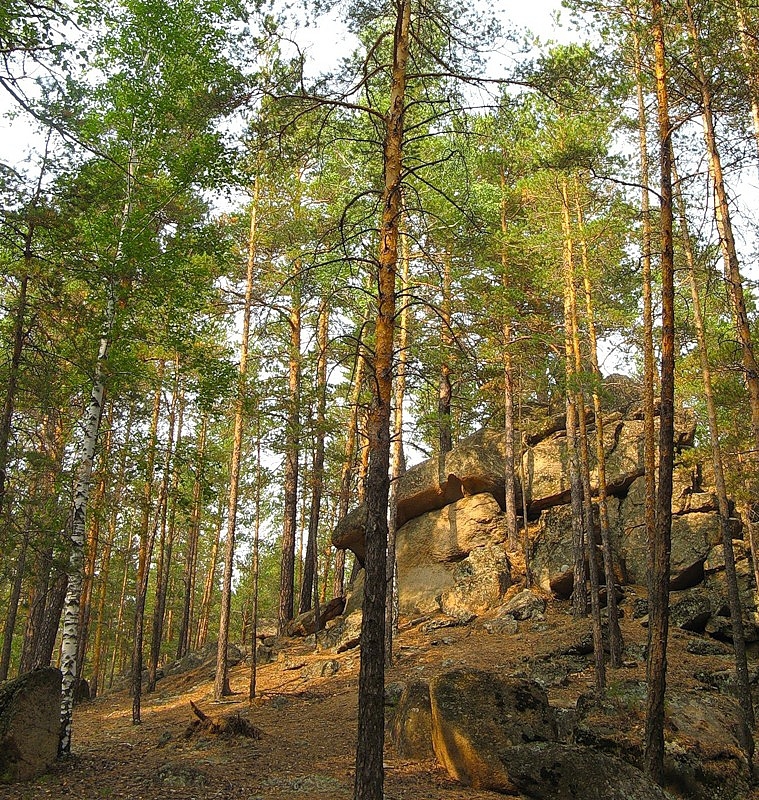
[131,367,164,724]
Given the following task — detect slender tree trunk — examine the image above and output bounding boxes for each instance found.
[195,496,223,651]
[59,292,115,753]
[249,417,263,701]
[0,526,30,680]
[629,12,658,599]
[300,302,329,615]
[333,314,369,599]
[278,263,302,634]
[386,226,410,667]
[148,372,181,692]
[438,250,453,457]
[561,180,587,619]
[131,366,164,724]
[673,160,755,760]
[177,415,207,660]
[0,271,28,518]
[575,191,623,667]
[683,0,759,487]
[91,404,134,698]
[216,183,259,697]
[645,0,676,780]
[562,180,604,689]
[107,530,134,689]
[500,165,519,551]
[354,0,409,795]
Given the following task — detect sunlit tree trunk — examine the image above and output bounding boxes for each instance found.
[673,160,755,760]
[217,182,259,697]
[500,165,519,551]
[354,0,409,795]
[561,180,587,620]
[575,190,623,667]
[645,0,676,780]
[562,180,604,690]
[249,415,263,701]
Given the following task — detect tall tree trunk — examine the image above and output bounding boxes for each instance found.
[683,0,759,491]
[148,371,182,692]
[386,226,410,667]
[645,0,676,780]
[90,405,134,699]
[333,313,369,599]
[562,180,603,689]
[300,301,329,615]
[500,164,519,551]
[249,416,263,701]
[131,365,164,724]
[59,288,115,753]
[575,190,623,667]
[354,0,409,795]
[74,423,110,689]
[216,183,259,697]
[177,415,207,660]
[0,271,28,518]
[561,180,587,619]
[107,531,134,689]
[195,495,223,651]
[278,262,302,633]
[673,160,755,760]
[0,523,31,680]
[60,145,136,754]
[438,250,453,458]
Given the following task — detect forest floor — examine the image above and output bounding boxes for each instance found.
[4,591,759,800]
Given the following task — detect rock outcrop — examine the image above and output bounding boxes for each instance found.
[0,667,62,783]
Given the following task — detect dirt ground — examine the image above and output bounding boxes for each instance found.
[3,594,758,800]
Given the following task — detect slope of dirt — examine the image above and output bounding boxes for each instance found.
[3,595,758,800]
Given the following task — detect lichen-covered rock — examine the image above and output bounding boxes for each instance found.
[429,669,556,792]
[439,545,511,618]
[499,742,670,800]
[316,611,362,653]
[0,667,62,783]
[496,589,547,621]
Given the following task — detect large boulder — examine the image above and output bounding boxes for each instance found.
[429,669,557,793]
[395,494,510,616]
[499,742,670,800]
[0,667,62,783]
